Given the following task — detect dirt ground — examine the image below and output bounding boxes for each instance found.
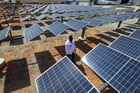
[0,5,140,93]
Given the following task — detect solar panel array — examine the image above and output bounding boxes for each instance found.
[23,24,44,42]
[129,29,140,40]
[48,21,69,36]
[66,19,87,31]
[82,43,130,81]
[0,26,11,41]
[82,43,140,93]
[109,36,140,60]
[36,56,100,93]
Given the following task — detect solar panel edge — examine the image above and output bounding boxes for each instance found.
[5,26,11,38]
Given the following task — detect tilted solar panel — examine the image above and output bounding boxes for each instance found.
[109,36,140,60]
[24,24,44,42]
[82,18,104,27]
[66,19,87,31]
[0,26,11,41]
[109,59,140,93]
[20,15,31,22]
[82,43,130,81]
[36,56,100,93]
[36,14,46,20]
[129,29,140,40]
[48,21,69,36]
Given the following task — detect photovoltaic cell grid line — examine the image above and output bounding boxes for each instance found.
[24,24,44,42]
[48,21,69,36]
[0,26,11,41]
[129,29,140,40]
[35,56,100,93]
[109,59,140,93]
[81,43,130,81]
[66,19,87,31]
[109,36,140,60]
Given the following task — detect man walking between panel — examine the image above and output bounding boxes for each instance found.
[65,35,76,63]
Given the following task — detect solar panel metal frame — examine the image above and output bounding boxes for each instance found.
[35,56,100,93]
[23,24,44,42]
[109,35,140,60]
[129,29,140,41]
[47,21,69,36]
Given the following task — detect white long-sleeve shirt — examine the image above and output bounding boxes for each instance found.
[65,40,76,55]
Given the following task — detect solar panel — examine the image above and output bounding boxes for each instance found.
[109,59,140,93]
[82,18,104,27]
[48,21,69,36]
[36,14,46,20]
[23,24,44,42]
[66,19,87,31]
[109,35,140,60]
[129,29,140,40]
[49,14,60,19]
[20,15,31,22]
[0,26,11,41]
[82,43,130,81]
[35,56,100,93]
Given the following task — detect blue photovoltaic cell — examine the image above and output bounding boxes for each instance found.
[0,26,11,41]
[66,19,87,31]
[24,24,44,42]
[82,43,130,81]
[129,29,140,40]
[36,56,99,93]
[109,36,140,60]
[109,59,140,93]
[48,21,69,35]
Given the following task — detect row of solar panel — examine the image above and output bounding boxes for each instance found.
[23,11,140,42]
[35,30,140,93]
[21,8,136,22]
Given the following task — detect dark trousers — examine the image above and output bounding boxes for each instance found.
[67,52,75,63]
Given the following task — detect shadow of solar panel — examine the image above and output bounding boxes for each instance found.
[0,26,11,41]
[109,59,140,93]
[129,29,140,40]
[24,24,44,42]
[35,56,99,93]
[66,19,87,31]
[109,36,140,60]
[20,15,31,22]
[82,43,130,81]
[48,21,69,36]
[36,14,46,20]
